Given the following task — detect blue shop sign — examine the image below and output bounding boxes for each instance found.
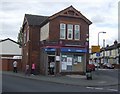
[61,48,87,53]
[44,48,56,52]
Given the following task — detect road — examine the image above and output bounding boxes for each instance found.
[95,69,119,78]
[2,71,119,93]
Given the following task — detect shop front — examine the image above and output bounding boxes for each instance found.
[60,48,87,75]
[40,47,87,75]
[40,48,56,75]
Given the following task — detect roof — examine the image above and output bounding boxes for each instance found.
[0,38,20,45]
[117,43,120,47]
[105,45,116,50]
[25,14,48,26]
[49,5,92,25]
[24,6,92,26]
[100,42,120,51]
[0,38,21,55]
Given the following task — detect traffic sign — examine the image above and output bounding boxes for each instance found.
[91,46,100,53]
[96,52,100,57]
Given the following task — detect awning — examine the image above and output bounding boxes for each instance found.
[44,48,56,52]
[61,48,87,53]
[44,47,87,53]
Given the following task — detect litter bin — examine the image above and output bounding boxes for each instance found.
[86,69,92,80]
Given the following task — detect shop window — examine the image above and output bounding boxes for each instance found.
[73,55,82,64]
[61,55,67,70]
[61,55,72,71]
[60,23,66,39]
[61,54,83,71]
[67,24,73,40]
[74,25,80,40]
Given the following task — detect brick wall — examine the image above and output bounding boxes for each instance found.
[0,59,22,71]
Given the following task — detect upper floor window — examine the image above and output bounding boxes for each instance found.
[27,30,29,42]
[74,25,80,40]
[24,31,26,44]
[60,23,66,39]
[67,24,73,40]
[109,50,112,56]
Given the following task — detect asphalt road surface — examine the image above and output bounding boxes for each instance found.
[96,69,119,78]
[2,74,118,93]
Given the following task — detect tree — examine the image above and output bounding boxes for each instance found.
[17,27,23,47]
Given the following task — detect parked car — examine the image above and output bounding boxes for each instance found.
[103,63,114,69]
[107,63,114,69]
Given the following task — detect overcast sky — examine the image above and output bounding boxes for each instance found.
[0,0,118,47]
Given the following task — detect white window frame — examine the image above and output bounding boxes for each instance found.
[27,30,29,42]
[67,24,73,40]
[74,25,80,40]
[60,23,66,39]
[24,31,26,43]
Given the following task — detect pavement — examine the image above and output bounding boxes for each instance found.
[2,70,119,87]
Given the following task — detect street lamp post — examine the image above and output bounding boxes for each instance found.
[97,31,106,70]
[98,32,106,46]
[103,39,105,67]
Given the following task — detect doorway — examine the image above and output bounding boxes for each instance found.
[48,55,55,75]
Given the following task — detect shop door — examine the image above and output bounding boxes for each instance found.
[48,55,55,75]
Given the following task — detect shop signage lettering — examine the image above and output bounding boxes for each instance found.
[44,48,56,52]
[61,48,87,53]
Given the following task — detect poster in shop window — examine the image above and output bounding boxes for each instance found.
[56,56,60,61]
[67,57,72,65]
[61,62,67,70]
[61,57,67,70]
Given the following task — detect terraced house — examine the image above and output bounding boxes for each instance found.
[21,6,92,75]
[90,41,120,68]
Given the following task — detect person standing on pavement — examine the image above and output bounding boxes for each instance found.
[25,64,30,76]
[31,63,36,75]
[50,61,55,75]
[13,60,18,73]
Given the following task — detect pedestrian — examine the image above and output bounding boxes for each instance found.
[25,64,30,76]
[50,61,55,75]
[13,60,18,73]
[48,61,50,75]
[31,63,36,75]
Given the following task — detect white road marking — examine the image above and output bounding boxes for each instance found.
[86,87,94,89]
[86,86,118,92]
[97,81,106,84]
[94,87,103,90]
[107,89,118,92]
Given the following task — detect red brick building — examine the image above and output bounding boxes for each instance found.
[21,6,92,75]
